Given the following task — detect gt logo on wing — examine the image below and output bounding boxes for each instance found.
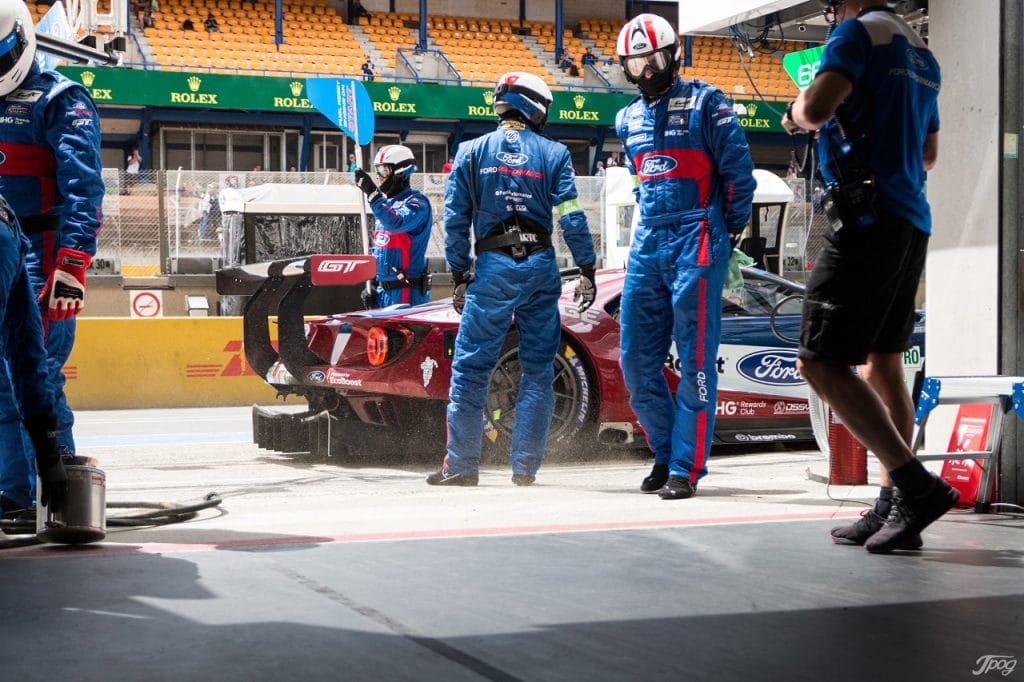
[317,259,362,273]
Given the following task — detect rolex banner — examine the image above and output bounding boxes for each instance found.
[59,66,629,126]
[58,66,785,132]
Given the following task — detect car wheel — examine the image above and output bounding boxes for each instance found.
[483,331,596,460]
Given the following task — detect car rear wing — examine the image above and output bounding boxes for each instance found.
[215,255,376,382]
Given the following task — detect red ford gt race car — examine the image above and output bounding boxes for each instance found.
[217,254,924,460]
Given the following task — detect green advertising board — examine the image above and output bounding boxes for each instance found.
[57,66,789,134]
[57,65,634,127]
[730,98,785,134]
[782,46,825,89]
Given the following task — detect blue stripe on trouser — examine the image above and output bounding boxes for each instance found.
[444,249,561,476]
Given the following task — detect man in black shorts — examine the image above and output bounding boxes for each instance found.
[782,0,957,553]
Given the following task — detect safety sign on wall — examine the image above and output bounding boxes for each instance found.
[129,290,164,318]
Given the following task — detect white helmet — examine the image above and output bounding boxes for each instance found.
[0,0,35,97]
[493,71,553,131]
[372,144,416,196]
[616,14,680,100]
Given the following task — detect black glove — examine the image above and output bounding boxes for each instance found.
[354,168,383,204]
[729,231,743,251]
[24,414,67,510]
[451,270,471,315]
[574,263,596,313]
[360,286,378,309]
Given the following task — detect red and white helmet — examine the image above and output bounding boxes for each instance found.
[493,71,553,131]
[616,14,680,99]
[0,0,36,97]
[372,144,416,196]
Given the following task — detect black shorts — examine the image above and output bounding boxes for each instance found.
[799,210,928,366]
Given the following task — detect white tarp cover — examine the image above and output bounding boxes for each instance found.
[219,183,365,215]
[752,169,795,204]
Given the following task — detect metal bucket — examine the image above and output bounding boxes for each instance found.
[36,457,106,545]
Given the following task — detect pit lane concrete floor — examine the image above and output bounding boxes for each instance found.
[1,407,1022,682]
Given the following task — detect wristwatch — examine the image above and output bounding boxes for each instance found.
[784,101,795,125]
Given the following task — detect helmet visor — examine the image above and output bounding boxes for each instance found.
[622,49,672,79]
[374,164,392,179]
[0,22,28,76]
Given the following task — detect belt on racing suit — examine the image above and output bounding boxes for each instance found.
[378,273,430,293]
[474,215,552,260]
[19,215,61,233]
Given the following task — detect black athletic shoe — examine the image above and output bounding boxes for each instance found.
[640,464,669,493]
[426,468,478,487]
[0,495,27,520]
[511,474,536,487]
[831,508,922,549]
[865,477,959,554]
[658,477,696,500]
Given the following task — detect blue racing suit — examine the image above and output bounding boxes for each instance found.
[368,186,432,307]
[443,119,596,477]
[0,63,103,477]
[0,198,56,509]
[615,77,755,485]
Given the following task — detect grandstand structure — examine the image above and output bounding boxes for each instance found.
[21,0,824,286]
[31,0,803,98]
[32,1,810,235]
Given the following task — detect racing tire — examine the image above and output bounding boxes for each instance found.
[483,331,597,462]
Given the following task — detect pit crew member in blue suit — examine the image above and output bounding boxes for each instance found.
[0,0,102,512]
[0,196,67,517]
[353,144,433,307]
[615,14,755,500]
[428,71,597,487]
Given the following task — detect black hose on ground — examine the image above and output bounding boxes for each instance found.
[0,492,223,542]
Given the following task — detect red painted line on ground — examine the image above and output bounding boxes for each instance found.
[0,509,864,560]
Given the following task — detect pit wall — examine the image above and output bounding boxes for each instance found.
[65,317,298,409]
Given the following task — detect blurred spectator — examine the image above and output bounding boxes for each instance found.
[594,160,605,176]
[252,163,263,172]
[349,0,369,24]
[558,51,574,71]
[124,147,141,194]
[442,156,453,173]
[347,153,359,171]
[606,153,618,167]
[361,58,375,81]
[567,61,580,77]
[582,47,596,65]
[198,183,216,240]
[288,164,298,172]
[181,17,194,30]
[142,9,154,28]
[204,11,220,32]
